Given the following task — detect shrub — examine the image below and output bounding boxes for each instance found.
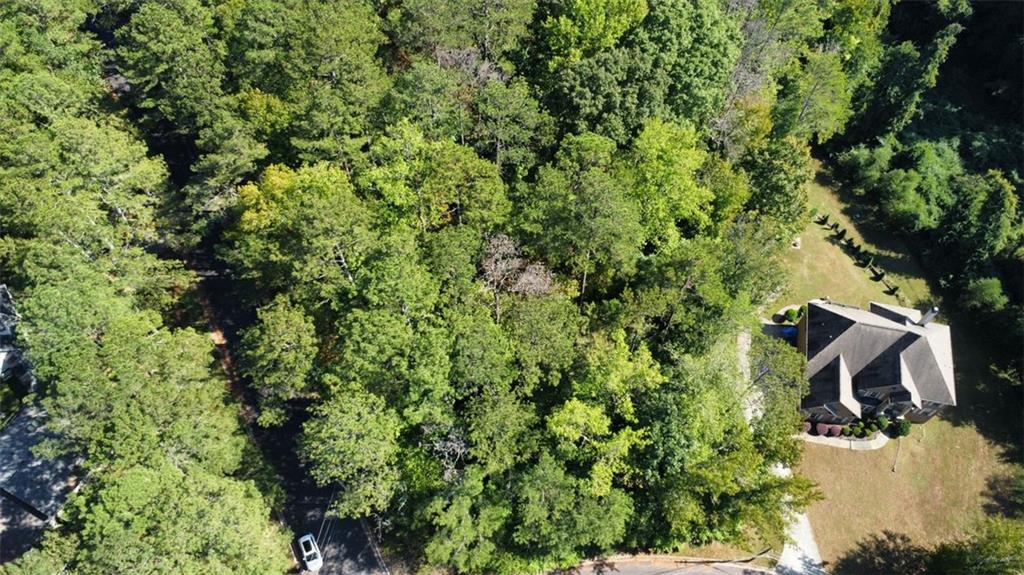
[877,415,891,430]
[841,427,852,436]
[815,422,829,436]
[785,308,800,323]
[897,420,912,437]
[802,421,812,434]
[854,427,867,438]
[962,277,1009,314]
[867,424,879,433]
[828,425,843,437]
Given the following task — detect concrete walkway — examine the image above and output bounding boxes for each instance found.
[737,330,827,575]
[798,432,889,451]
[771,466,826,575]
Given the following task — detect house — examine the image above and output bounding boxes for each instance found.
[0,407,80,562]
[796,299,955,424]
[0,286,72,562]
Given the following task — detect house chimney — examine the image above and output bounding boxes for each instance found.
[918,306,939,326]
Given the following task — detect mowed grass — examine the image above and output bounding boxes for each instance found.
[777,162,933,310]
[775,161,1020,571]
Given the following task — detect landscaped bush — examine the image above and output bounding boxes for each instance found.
[803,421,812,434]
[828,425,843,437]
[815,422,829,436]
[785,308,800,323]
[877,415,891,430]
[841,427,851,436]
[897,420,912,437]
[867,424,878,434]
[854,427,867,438]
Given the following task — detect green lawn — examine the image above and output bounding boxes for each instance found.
[776,161,1021,572]
[777,162,934,310]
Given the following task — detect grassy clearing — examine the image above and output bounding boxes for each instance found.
[777,162,934,310]
[776,161,1020,571]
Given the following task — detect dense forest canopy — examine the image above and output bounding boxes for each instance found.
[0,0,1020,573]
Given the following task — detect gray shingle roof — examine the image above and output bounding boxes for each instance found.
[802,299,956,411]
[0,406,78,519]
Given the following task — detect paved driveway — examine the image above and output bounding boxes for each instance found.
[199,269,387,575]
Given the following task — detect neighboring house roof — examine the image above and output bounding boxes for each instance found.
[802,299,955,412]
[0,406,79,519]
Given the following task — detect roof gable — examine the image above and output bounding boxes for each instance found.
[801,299,956,411]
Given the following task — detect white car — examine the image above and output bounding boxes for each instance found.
[297,533,323,572]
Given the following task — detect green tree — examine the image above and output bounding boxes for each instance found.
[398,0,535,62]
[961,277,1009,314]
[740,136,811,234]
[774,50,852,141]
[20,282,243,474]
[466,385,538,474]
[423,467,511,573]
[940,170,1020,272]
[698,155,751,236]
[520,132,644,298]
[359,122,510,231]
[502,292,582,390]
[549,0,741,141]
[117,0,225,131]
[543,0,649,68]
[852,23,962,139]
[547,398,646,497]
[472,78,554,176]
[632,354,818,548]
[223,0,389,163]
[66,464,290,575]
[300,389,404,517]
[224,162,376,306]
[384,61,472,141]
[512,453,633,566]
[748,332,808,466]
[623,119,712,244]
[239,294,318,426]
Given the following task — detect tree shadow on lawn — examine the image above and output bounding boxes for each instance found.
[982,468,1024,519]
[832,531,931,575]
[812,169,932,287]
[938,311,1024,464]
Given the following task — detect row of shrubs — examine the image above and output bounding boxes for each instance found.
[803,416,913,439]
[814,213,903,299]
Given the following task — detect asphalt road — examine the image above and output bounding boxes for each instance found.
[199,267,386,575]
